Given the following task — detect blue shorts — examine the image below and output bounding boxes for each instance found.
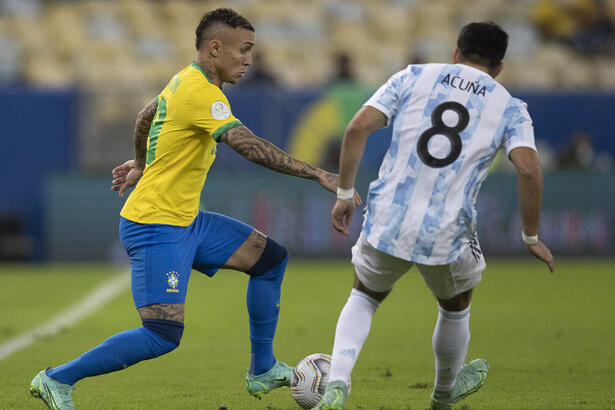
[120,211,253,308]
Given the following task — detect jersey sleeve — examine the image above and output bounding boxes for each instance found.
[363,68,408,128]
[502,98,537,155]
[187,86,243,142]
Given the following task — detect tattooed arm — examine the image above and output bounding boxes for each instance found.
[219,125,352,196]
[111,99,158,197]
[133,99,158,170]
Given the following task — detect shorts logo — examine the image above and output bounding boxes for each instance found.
[211,101,230,120]
[468,233,482,262]
[166,271,180,293]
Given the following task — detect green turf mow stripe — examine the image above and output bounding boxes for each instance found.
[1,259,613,409]
[146,96,167,165]
[0,272,129,361]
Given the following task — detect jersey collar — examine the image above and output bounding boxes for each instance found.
[455,63,493,79]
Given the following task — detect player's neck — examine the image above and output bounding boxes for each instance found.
[457,61,492,77]
[194,57,223,88]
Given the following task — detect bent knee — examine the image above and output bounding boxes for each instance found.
[247,237,288,277]
[437,288,473,311]
[142,318,184,354]
[353,274,390,301]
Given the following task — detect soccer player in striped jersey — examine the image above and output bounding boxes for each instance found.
[315,22,554,410]
[30,8,359,410]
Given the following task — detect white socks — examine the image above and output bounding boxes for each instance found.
[432,305,471,392]
[328,289,470,393]
[328,289,380,385]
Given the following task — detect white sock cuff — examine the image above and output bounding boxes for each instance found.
[438,304,470,320]
[350,288,381,309]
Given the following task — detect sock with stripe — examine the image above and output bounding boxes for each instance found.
[328,288,381,385]
[432,305,471,392]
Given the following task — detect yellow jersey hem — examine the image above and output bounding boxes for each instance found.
[119,210,197,227]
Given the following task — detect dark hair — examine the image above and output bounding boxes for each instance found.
[457,22,508,69]
[195,8,254,50]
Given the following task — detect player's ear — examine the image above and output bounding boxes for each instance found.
[208,39,221,57]
[492,62,504,78]
[452,48,460,64]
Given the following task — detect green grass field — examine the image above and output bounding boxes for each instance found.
[1,259,614,409]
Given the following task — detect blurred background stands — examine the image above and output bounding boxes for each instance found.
[1,0,614,262]
[1,0,614,170]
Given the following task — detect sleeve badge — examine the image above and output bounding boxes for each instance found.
[211,101,231,120]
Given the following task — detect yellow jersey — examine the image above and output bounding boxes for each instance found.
[121,62,242,226]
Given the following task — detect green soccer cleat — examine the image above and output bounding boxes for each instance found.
[429,358,489,410]
[246,361,293,399]
[30,369,76,410]
[313,380,349,410]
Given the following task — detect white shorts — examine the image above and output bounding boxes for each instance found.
[351,233,486,300]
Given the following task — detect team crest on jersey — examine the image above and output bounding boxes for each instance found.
[211,101,230,120]
[166,271,180,293]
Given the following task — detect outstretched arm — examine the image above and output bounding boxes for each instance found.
[219,125,360,202]
[111,98,158,197]
[509,147,554,272]
[332,106,387,235]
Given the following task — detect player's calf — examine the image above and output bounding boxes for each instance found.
[246,237,289,376]
[39,318,184,391]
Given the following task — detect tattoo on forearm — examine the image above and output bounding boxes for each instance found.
[221,126,320,179]
[134,99,158,169]
[138,303,184,322]
[324,173,338,187]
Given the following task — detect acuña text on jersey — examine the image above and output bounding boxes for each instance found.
[441,74,486,97]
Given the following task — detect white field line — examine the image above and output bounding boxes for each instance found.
[0,271,130,361]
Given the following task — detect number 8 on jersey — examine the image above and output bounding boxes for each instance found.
[417,101,470,168]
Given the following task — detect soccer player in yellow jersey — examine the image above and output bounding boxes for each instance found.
[30,9,359,409]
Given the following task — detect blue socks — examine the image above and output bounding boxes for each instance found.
[247,255,288,375]
[47,319,183,385]
[46,237,288,384]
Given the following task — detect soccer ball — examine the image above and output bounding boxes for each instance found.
[290,353,351,409]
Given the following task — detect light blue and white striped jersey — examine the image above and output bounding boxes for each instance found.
[362,63,536,265]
